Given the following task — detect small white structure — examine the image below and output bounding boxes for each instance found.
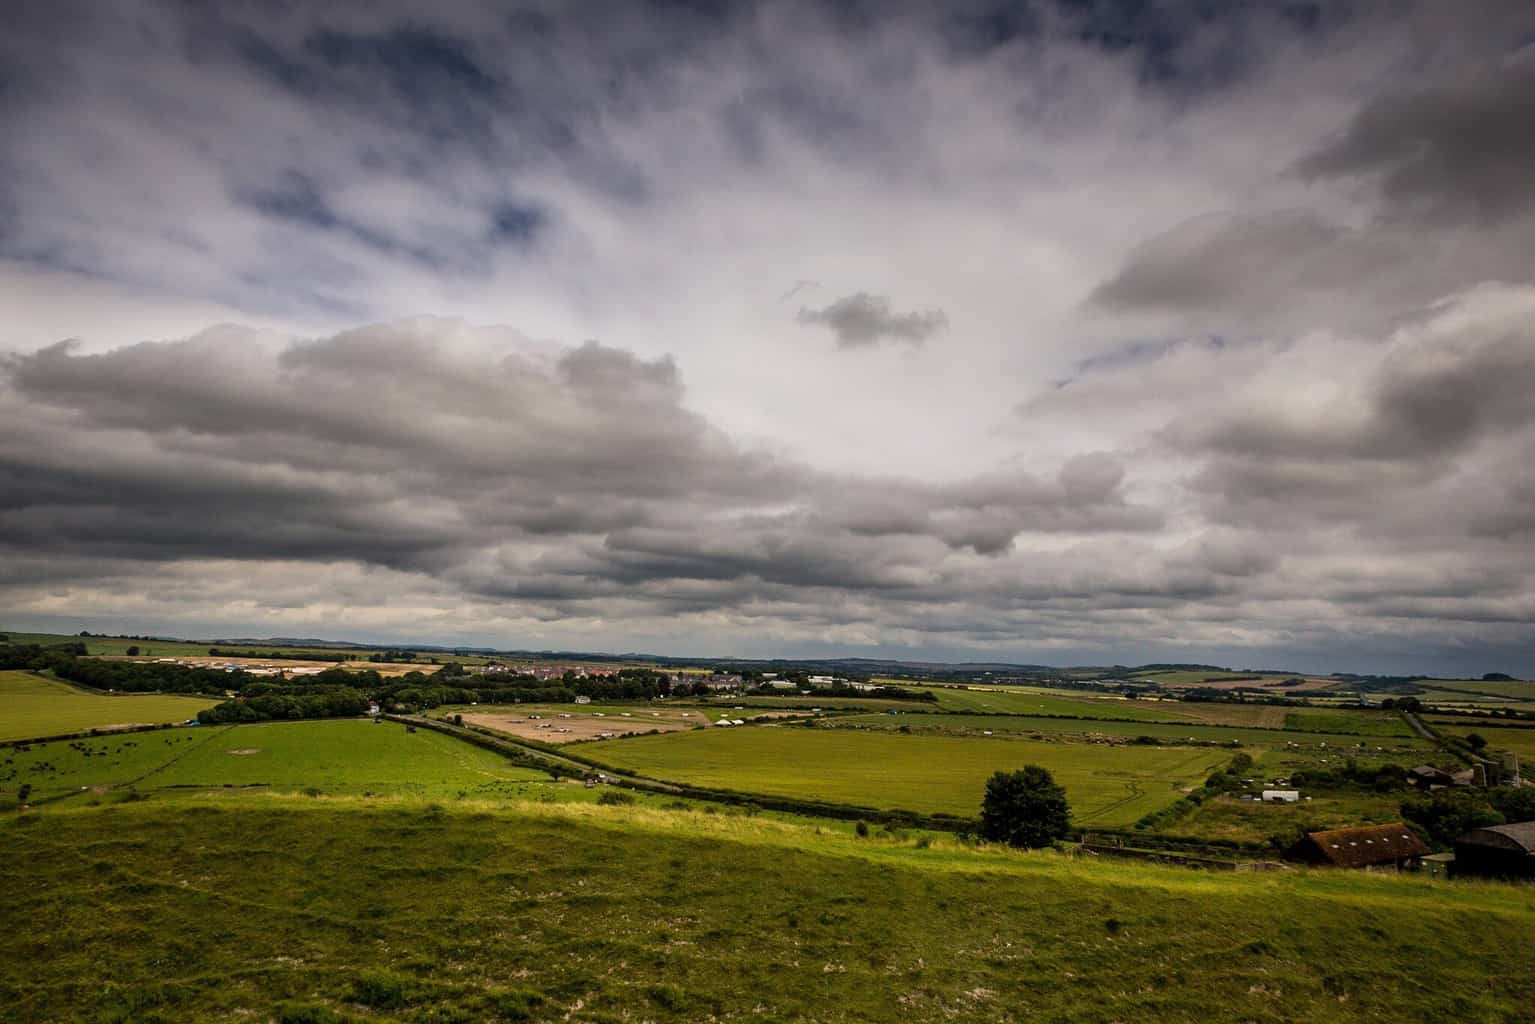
[1262,790,1301,803]
[574,695,592,705]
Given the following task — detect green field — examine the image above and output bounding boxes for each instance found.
[1280,707,1415,737]
[3,795,1533,1023]
[827,711,1428,752]
[1418,679,1535,701]
[2,719,550,802]
[577,726,1229,825]
[0,670,217,742]
[915,686,1193,718]
[1429,724,1535,762]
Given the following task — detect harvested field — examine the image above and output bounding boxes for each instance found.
[99,655,428,677]
[462,707,706,743]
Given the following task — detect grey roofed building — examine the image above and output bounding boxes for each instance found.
[1453,822,1535,880]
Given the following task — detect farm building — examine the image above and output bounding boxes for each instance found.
[1287,823,1428,870]
[1261,790,1300,803]
[1452,822,1535,880]
[1409,765,1474,790]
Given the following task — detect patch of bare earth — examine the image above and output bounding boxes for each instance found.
[461,712,696,744]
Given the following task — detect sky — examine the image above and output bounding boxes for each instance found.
[3,0,1535,675]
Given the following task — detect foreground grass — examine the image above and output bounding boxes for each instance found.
[578,725,1230,825]
[2,794,1532,1023]
[0,670,216,743]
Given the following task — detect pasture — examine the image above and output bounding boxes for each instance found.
[1128,669,1337,692]
[577,725,1229,825]
[3,796,1533,1023]
[1168,791,1417,846]
[825,711,1428,753]
[1431,723,1535,762]
[2,719,549,803]
[0,670,216,742]
[1281,707,1416,737]
[1417,678,1535,701]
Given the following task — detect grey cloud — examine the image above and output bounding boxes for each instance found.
[0,320,1150,607]
[1165,286,1535,543]
[796,293,948,348]
[1296,59,1535,224]
[1086,210,1414,328]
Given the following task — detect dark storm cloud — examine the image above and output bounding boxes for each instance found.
[1296,58,1535,224]
[796,293,948,348]
[0,321,1153,606]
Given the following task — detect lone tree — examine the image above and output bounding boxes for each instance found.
[980,765,1071,848]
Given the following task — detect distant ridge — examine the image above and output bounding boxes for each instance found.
[9,626,1324,678]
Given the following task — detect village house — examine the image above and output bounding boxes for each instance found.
[1452,822,1535,880]
[1261,789,1300,803]
[1287,823,1428,871]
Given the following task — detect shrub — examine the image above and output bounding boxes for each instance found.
[855,820,870,838]
[597,789,636,806]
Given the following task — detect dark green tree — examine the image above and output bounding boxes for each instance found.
[1401,790,1503,848]
[1466,733,1488,752]
[980,766,1071,848]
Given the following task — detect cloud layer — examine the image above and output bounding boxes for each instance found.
[2,1,1535,673]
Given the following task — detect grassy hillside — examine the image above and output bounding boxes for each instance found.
[3,795,1532,1023]
[575,726,1228,825]
[0,670,217,742]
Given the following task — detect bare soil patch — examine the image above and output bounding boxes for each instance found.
[463,710,699,744]
[227,748,262,756]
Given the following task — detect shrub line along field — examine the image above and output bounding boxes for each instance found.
[0,670,217,743]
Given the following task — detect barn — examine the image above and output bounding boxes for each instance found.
[1453,822,1535,880]
[1287,823,1428,870]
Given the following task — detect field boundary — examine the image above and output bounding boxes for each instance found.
[0,720,190,749]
